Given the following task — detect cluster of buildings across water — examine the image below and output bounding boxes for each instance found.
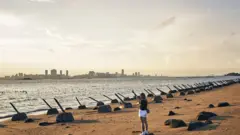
[72,69,142,79]
[2,69,146,80]
[4,69,69,80]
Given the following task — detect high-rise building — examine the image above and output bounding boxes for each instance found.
[135,72,138,76]
[60,70,62,75]
[88,71,95,77]
[51,69,57,76]
[121,69,124,76]
[66,70,69,76]
[45,70,48,76]
[138,72,140,76]
[106,72,110,77]
[19,73,23,77]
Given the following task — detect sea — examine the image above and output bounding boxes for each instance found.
[0,76,239,119]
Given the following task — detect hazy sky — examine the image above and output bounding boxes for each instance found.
[0,0,240,76]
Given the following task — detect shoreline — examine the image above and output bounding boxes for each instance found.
[0,83,240,135]
[0,75,236,81]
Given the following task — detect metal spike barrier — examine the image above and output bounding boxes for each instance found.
[54,98,65,113]
[103,95,113,101]
[89,97,99,103]
[10,103,20,114]
[42,99,52,109]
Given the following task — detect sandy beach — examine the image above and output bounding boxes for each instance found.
[0,84,240,135]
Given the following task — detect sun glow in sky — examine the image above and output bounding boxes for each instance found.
[0,0,240,76]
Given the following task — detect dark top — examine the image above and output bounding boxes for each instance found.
[140,99,148,110]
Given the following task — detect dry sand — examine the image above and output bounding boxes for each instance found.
[0,84,240,135]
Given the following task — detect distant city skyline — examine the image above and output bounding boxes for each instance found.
[0,67,239,77]
[0,0,240,77]
[3,68,147,80]
[2,67,235,80]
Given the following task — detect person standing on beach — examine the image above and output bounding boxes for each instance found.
[139,93,149,135]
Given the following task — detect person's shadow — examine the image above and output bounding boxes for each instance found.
[0,124,6,128]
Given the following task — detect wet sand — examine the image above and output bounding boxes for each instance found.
[0,84,240,135]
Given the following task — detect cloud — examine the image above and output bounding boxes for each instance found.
[30,0,55,3]
[231,32,236,36]
[44,28,64,40]
[0,13,23,27]
[154,16,176,30]
[48,48,55,53]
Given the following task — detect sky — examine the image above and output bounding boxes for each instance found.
[0,0,240,77]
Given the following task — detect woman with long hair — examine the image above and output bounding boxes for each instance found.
[139,93,149,135]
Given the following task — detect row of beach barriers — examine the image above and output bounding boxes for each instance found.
[9,78,240,124]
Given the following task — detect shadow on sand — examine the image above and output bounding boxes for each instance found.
[72,120,99,124]
[40,119,99,126]
[84,109,136,115]
[132,130,155,135]
[0,124,6,128]
[210,116,233,121]
[112,110,137,114]
[195,123,220,131]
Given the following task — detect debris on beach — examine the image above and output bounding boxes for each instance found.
[164,119,187,128]
[197,111,217,121]
[39,122,54,126]
[208,104,215,108]
[168,111,176,116]
[218,102,230,107]
[175,106,181,109]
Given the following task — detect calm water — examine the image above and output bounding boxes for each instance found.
[0,76,238,118]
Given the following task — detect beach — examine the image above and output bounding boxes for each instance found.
[0,83,239,135]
